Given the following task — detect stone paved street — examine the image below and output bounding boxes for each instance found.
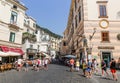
[0,64,119,83]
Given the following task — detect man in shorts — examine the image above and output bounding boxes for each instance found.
[110,58,118,81]
[101,59,109,77]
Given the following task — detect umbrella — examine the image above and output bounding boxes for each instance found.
[64,55,77,59]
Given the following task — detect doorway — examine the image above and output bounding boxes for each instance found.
[102,52,111,67]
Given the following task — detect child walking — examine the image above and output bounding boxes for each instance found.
[75,59,80,71]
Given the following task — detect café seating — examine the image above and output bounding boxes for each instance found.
[7,63,12,70]
[0,65,5,72]
[0,63,13,72]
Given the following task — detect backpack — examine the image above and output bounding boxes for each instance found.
[87,62,92,68]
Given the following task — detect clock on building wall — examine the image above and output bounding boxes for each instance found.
[99,19,109,29]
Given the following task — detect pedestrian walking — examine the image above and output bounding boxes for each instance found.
[69,58,75,72]
[44,58,48,70]
[110,58,118,81]
[86,60,92,78]
[82,60,87,77]
[32,59,37,71]
[37,58,41,71]
[117,57,120,69]
[94,59,98,74]
[41,58,45,69]
[75,59,80,71]
[17,58,23,71]
[101,59,109,77]
[24,59,29,72]
[91,59,95,74]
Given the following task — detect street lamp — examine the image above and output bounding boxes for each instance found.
[87,28,96,61]
[89,28,96,41]
[76,34,87,61]
[77,28,96,62]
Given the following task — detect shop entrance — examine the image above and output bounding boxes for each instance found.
[28,55,34,60]
[102,52,111,67]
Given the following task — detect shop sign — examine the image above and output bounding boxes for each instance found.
[98,46,114,49]
[27,49,37,54]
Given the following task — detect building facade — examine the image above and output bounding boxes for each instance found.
[22,15,37,59]
[0,0,26,62]
[50,36,62,58]
[36,25,62,59]
[35,26,51,56]
[63,0,120,66]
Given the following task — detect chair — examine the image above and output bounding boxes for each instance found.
[0,65,5,72]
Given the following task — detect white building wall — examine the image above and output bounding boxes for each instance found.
[0,0,27,45]
[0,1,11,23]
[87,0,120,21]
[83,0,120,62]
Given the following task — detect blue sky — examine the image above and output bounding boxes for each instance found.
[21,0,71,36]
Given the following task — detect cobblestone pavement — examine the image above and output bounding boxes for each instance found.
[91,68,120,83]
[0,64,119,83]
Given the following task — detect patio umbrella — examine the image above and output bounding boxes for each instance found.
[64,55,77,59]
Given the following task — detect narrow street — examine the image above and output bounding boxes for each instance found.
[0,64,119,83]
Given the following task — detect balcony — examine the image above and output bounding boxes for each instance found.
[24,23,30,28]
[8,21,20,30]
[22,32,37,44]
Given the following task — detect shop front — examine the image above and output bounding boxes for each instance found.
[0,46,24,63]
[0,46,24,71]
[98,46,114,68]
[102,52,112,67]
[27,48,37,60]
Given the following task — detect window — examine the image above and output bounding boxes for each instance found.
[27,29,29,32]
[30,45,33,48]
[75,16,78,28]
[35,30,38,34]
[33,23,36,28]
[101,31,109,42]
[63,41,66,46]
[72,23,74,33]
[13,5,17,9]
[77,40,78,47]
[71,10,74,20]
[10,11,17,24]
[27,21,30,25]
[24,19,26,24]
[78,7,81,22]
[97,1,108,18]
[99,5,107,17]
[75,0,77,10]
[117,11,120,19]
[9,32,15,42]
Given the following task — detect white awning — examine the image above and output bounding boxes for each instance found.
[42,52,51,59]
[6,51,21,56]
[0,51,8,57]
